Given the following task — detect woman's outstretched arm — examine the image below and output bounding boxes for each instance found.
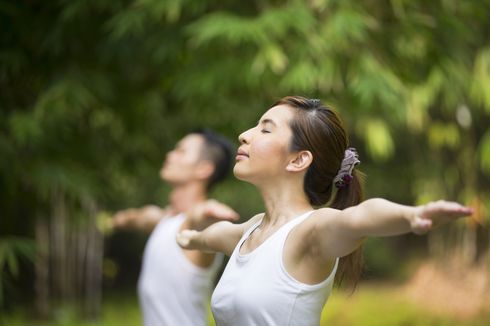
[177,213,263,256]
[342,198,473,236]
[300,199,473,260]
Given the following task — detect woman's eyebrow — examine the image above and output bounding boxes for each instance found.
[258,118,277,126]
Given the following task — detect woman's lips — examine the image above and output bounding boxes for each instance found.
[236,149,249,160]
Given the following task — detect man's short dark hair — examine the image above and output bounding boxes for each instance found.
[191,128,233,190]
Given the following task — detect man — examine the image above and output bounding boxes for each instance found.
[113,129,239,326]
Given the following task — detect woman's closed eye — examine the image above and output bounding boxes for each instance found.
[261,129,271,134]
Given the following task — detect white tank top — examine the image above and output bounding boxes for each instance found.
[211,211,338,326]
[138,214,223,326]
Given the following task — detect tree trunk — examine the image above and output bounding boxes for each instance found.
[51,187,69,305]
[34,215,50,318]
[82,196,102,320]
[37,189,104,320]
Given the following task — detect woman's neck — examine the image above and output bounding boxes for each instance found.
[258,179,312,226]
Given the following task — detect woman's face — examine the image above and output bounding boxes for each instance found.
[234,104,296,184]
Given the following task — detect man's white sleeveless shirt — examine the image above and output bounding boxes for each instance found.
[138,214,222,326]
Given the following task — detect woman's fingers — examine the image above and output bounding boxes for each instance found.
[412,201,474,234]
[176,230,197,248]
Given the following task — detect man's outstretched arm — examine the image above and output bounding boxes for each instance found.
[112,205,169,233]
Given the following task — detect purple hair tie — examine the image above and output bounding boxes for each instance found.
[333,148,360,189]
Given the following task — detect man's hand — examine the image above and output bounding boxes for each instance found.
[186,199,239,230]
[410,200,473,235]
[112,205,168,232]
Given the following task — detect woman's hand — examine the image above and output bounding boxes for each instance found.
[410,200,474,235]
[176,229,200,249]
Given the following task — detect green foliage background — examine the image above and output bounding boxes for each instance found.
[1,0,490,319]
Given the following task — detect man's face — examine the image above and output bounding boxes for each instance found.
[160,134,206,185]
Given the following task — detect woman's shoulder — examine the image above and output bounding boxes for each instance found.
[310,207,341,219]
[295,207,342,233]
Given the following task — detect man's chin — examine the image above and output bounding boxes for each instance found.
[160,172,190,186]
[160,170,176,183]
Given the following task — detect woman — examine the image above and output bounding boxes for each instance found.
[177,96,473,325]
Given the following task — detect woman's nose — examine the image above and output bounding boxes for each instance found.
[238,129,252,144]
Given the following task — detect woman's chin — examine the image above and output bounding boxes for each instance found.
[233,166,250,182]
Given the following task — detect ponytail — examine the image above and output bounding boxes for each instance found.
[330,169,365,290]
[330,169,364,210]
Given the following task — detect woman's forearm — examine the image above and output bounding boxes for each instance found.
[345,198,472,238]
[346,198,418,237]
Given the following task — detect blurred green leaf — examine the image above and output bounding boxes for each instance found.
[363,119,394,161]
[2,0,490,314]
[0,237,36,305]
[479,130,490,176]
[8,112,42,146]
[428,122,461,149]
[470,47,490,112]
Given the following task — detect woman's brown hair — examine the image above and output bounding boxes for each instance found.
[273,96,364,289]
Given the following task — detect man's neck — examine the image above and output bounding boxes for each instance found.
[168,182,207,215]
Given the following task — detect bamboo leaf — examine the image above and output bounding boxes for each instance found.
[428,122,461,149]
[405,68,443,131]
[470,47,490,112]
[279,61,318,91]
[323,8,376,45]
[8,112,43,146]
[363,119,394,161]
[479,130,490,176]
[6,250,19,278]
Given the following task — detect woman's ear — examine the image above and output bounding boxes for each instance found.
[286,150,313,172]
